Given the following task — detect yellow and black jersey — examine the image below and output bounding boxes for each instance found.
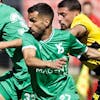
[71,13,100,46]
[71,13,100,72]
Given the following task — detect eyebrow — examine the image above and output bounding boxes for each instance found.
[29,17,36,21]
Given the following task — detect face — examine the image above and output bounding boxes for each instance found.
[58,7,78,30]
[28,11,48,37]
[82,4,92,16]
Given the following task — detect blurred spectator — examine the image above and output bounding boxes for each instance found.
[0,0,21,71]
[2,0,22,13]
[82,1,100,27]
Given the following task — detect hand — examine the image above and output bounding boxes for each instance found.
[47,58,66,69]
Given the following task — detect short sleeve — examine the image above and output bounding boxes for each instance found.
[22,32,38,51]
[69,33,87,58]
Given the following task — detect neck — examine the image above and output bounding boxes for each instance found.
[41,25,52,40]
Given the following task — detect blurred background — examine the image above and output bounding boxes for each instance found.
[1,0,100,100]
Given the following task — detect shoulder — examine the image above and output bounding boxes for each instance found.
[71,13,95,30]
[73,13,91,24]
[23,32,34,39]
[53,28,71,35]
[53,28,73,40]
[23,32,38,43]
[0,4,21,19]
[75,13,89,19]
[1,4,17,13]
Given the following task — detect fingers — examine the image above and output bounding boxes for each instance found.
[48,58,67,69]
[53,58,67,69]
[54,63,63,69]
[57,58,66,65]
[59,58,67,61]
[58,59,66,65]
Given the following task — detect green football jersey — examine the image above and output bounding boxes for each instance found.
[0,3,30,88]
[22,29,87,99]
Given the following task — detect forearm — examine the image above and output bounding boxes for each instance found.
[23,48,66,69]
[70,25,86,37]
[25,56,66,69]
[86,47,100,60]
[25,56,51,68]
[0,39,22,49]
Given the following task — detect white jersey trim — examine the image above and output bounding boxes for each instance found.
[84,47,88,53]
[40,28,54,43]
[22,45,37,51]
[77,47,88,59]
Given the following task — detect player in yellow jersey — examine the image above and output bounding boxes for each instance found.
[57,0,100,99]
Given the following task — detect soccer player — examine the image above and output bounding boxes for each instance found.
[57,0,100,99]
[0,1,66,100]
[22,3,100,100]
[0,1,67,100]
[0,1,34,100]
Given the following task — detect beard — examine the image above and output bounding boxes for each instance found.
[60,22,70,30]
[34,32,43,41]
[29,28,44,41]
[61,25,67,30]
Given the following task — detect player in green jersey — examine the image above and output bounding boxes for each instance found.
[0,1,67,100]
[22,3,100,100]
[0,1,34,100]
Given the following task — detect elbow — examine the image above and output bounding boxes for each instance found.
[25,57,33,67]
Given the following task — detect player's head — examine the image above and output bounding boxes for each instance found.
[28,3,54,38]
[82,1,93,16]
[57,0,81,30]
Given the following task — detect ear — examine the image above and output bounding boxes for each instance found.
[44,17,51,27]
[74,11,80,16]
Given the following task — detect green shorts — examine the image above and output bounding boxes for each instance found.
[32,75,79,100]
[0,71,34,100]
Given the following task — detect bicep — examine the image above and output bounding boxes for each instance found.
[70,25,87,37]
[22,48,36,61]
